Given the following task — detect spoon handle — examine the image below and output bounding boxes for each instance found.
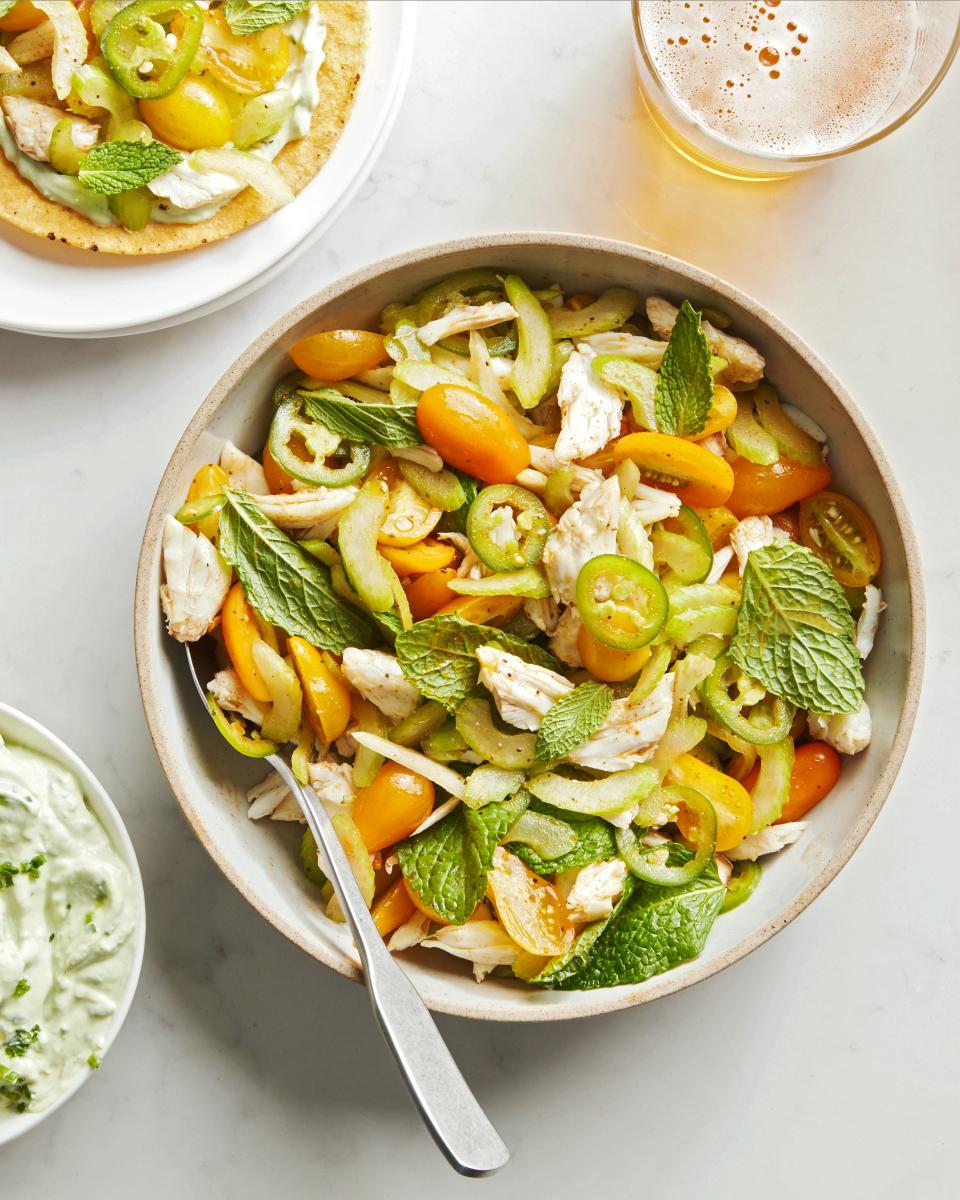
[268,755,510,1178]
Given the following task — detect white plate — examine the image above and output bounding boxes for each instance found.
[0,702,146,1145]
[0,1,415,339]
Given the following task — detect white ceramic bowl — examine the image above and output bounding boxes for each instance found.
[134,233,924,1021]
[0,703,146,1144]
[0,0,416,339]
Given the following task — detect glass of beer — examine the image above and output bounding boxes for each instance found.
[632,0,960,180]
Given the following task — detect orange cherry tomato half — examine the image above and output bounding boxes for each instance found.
[771,505,801,541]
[287,329,388,382]
[287,637,351,743]
[352,760,435,854]
[0,3,44,31]
[221,582,276,704]
[416,383,531,484]
[742,741,842,824]
[578,625,651,683]
[261,441,296,494]
[693,505,739,550]
[372,878,416,938]
[404,567,460,621]
[798,491,881,587]
[379,538,456,575]
[613,432,735,508]
[727,456,832,519]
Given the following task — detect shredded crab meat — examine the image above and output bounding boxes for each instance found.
[855,585,884,660]
[340,649,420,722]
[542,474,620,604]
[523,596,560,636]
[527,445,604,491]
[420,921,520,982]
[808,701,872,755]
[562,859,628,922]
[730,516,788,574]
[148,160,242,209]
[706,544,735,583]
[727,821,807,861]
[207,669,267,726]
[566,673,675,774]
[549,605,583,667]
[159,515,231,643]
[220,441,269,494]
[628,481,682,525]
[417,301,518,347]
[646,296,765,385]
[578,331,668,366]
[475,645,573,731]
[1,96,96,162]
[388,913,431,952]
[251,486,357,532]
[554,348,624,464]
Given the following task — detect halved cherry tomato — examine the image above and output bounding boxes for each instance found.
[288,637,351,743]
[0,2,44,31]
[578,626,650,683]
[288,329,388,382]
[614,432,735,508]
[221,581,277,703]
[372,461,442,548]
[379,538,456,575]
[185,463,228,541]
[727,456,832,518]
[404,567,459,620]
[799,491,881,587]
[139,76,233,151]
[200,7,289,96]
[372,877,416,938]
[486,848,574,955]
[742,741,842,824]
[417,382,531,484]
[772,505,801,540]
[261,441,295,494]
[693,505,739,550]
[670,753,752,852]
[434,594,523,624]
[693,384,737,441]
[353,760,435,854]
[566,292,597,311]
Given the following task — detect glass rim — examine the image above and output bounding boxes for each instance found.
[631,0,960,165]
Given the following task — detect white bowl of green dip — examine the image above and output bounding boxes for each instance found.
[0,703,145,1145]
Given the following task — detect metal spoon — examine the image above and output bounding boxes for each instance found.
[184,644,509,1177]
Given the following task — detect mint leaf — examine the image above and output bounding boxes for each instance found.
[395,614,562,712]
[654,299,713,437]
[78,140,181,195]
[730,541,863,714]
[225,0,310,35]
[218,488,376,654]
[551,851,724,990]
[398,792,527,923]
[535,681,612,761]
[511,800,617,875]
[301,390,421,448]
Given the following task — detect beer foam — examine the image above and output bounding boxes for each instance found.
[641,0,919,156]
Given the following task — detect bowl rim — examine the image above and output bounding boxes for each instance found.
[134,231,925,1022]
[0,702,147,1143]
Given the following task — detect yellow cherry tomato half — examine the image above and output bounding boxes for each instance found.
[372,877,416,938]
[614,432,735,508]
[261,440,295,494]
[486,848,575,956]
[186,463,228,542]
[693,504,739,550]
[221,582,277,704]
[693,384,737,441]
[140,75,233,151]
[379,538,456,575]
[287,637,351,743]
[434,594,523,625]
[353,760,435,854]
[727,456,832,519]
[669,752,753,853]
[0,3,44,32]
[798,490,881,587]
[417,382,531,485]
[288,329,388,381]
[578,625,651,683]
[200,7,289,96]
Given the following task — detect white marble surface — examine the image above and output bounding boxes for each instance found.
[1,1,957,1195]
